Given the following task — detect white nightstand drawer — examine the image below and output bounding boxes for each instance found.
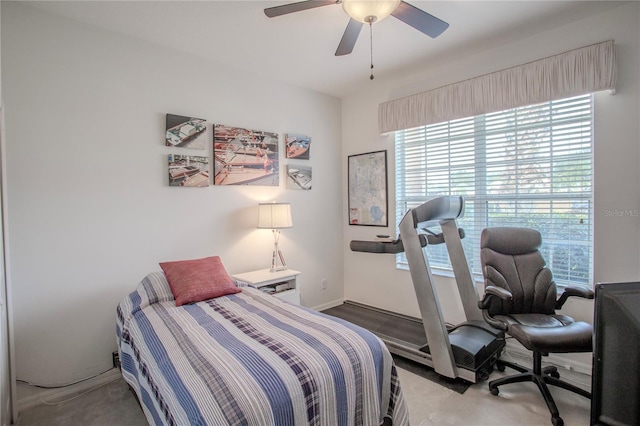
[232,268,301,305]
[272,288,300,305]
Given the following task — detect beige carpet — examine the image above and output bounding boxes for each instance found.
[17,377,146,426]
[18,354,591,425]
[398,357,591,426]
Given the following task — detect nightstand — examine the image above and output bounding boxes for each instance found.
[232,268,301,305]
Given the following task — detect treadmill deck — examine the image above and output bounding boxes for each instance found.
[323,300,428,350]
[323,300,505,383]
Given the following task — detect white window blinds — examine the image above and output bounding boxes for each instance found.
[395,94,593,286]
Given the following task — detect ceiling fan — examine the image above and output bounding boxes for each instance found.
[264,0,449,59]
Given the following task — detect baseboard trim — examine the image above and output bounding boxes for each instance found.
[17,368,121,412]
[311,298,344,312]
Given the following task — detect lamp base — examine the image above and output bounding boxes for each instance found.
[269,231,288,272]
[270,246,287,272]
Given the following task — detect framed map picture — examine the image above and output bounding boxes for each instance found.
[348,150,388,226]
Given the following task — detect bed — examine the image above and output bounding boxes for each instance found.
[116,263,408,426]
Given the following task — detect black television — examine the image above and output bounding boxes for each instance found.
[591,281,640,426]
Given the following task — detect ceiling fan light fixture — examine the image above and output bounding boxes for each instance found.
[342,0,401,24]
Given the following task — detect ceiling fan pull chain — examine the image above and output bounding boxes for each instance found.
[369,21,374,80]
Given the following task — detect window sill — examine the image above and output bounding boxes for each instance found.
[396,263,485,285]
[396,263,592,291]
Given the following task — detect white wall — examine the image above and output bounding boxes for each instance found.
[0,3,16,422]
[3,0,638,399]
[0,2,14,422]
[1,2,344,387]
[342,2,640,370]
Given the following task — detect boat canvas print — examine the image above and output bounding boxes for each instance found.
[168,154,209,187]
[287,165,312,190]
[213,124,279,186]
[285,133,311,160]
[165,114,207,149]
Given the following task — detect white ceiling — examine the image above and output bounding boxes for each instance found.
[26,0,624,98]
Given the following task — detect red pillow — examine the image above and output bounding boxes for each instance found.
[159,256,241,306]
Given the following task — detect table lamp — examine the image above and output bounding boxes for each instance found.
[258,202,293,272]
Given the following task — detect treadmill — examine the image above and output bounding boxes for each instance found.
[326,196,504,383]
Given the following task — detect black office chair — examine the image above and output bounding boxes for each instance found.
[477,227,594,426]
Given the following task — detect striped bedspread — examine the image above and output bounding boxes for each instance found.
[116,272,409,425]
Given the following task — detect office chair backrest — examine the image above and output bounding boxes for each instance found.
[480,227,557,316]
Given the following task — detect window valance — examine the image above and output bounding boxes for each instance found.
[378,40,616,134]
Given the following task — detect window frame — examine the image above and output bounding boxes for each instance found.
[394,94,594,289]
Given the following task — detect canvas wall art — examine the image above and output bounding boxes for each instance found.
[286,165,312,190]
[168,154,209,187]
[165,114,207,149]
[285,133,311,160]
[213,124,279,186]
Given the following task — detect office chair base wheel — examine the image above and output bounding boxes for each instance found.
[543,366,560,379]
[552,416,564,426]
[489,386,499,396]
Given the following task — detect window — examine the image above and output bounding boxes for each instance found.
[395,94,593,287]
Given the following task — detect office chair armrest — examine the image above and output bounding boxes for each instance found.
[477,286,512,331]
[555,285,595,309]
[477,285,512,309]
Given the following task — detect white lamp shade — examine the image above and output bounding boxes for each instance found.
[342,0,401,23]
[258,203,293,229]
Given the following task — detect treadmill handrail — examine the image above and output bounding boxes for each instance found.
[411,196,464,228]
[350,235,427,254]
[348,196,492,382]
[399,205,458,378]
[398,195,484,378]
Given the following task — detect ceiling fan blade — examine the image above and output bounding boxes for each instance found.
[391,1,449,38]
[335,19,363,56]
[264,0,336,18]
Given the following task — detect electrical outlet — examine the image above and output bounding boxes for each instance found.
[112,351,120,369]
[321,279,328,290]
